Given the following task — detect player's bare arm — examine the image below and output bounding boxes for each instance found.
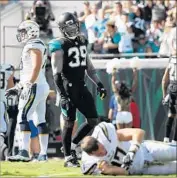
[131,68,138,93]
[98,160,128,176]
[162,66,169,98]
[117,128,145,143]
[117,128,145,170]
[86,57,107,99]
[50,49,68,99]
[29,49,42,83]
[111,68,118,94]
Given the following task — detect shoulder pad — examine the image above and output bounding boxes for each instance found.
[48,39,63,53]
[26,39,45,51]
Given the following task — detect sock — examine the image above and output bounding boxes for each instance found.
[20,132,30,152]
[38,134,49,155]
[62,126,73,157]
[165,117,174,138]
[71,143,77,150]
[72,123,93,145]
[173,119,177,142]
[65,155,72,161]
[164,137,169,142]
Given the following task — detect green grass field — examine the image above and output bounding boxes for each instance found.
[1,159,176,178]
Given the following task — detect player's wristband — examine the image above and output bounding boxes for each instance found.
[129,141,141,153]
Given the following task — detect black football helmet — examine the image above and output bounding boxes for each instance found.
[57,12,80,39]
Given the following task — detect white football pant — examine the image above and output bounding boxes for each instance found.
[17,83,49,125]
[0,101,7,133]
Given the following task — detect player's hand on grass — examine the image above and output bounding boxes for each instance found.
[97,82,107,100]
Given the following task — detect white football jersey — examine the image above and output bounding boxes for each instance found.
[168,57,177,81]
[81,122,144,175]
[20,38,48,85]
[0,64,14,102]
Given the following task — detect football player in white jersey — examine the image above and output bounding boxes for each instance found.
[162,26,177,144]
[81,122,177,175]
[0,64,14,135]
[0,64,14,160]
[5,20,50,161]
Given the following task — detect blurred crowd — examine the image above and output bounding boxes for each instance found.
[76,0,176,55]
[1,0,176,56]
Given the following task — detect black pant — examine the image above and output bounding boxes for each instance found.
[61,82,98,121]
[6,105,18,156]
[168,82,177,115]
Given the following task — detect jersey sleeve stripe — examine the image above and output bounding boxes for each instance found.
[99,123,111,142]
[82,163,97,175]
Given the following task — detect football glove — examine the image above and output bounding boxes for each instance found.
[5,83,23,98]
[122,151,135,170]
[60,96,73,116]
[97,82,107,100]
[20,82,33,100]
[122,141,140,170]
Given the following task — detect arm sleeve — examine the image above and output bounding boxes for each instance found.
[49,39,68,98]
[85,56,101,86]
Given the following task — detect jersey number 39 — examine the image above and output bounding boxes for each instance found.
[68,46,87,68]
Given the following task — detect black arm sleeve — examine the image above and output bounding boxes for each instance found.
[53,73,67,98]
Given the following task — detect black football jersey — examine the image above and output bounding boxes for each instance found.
[58,35,88,82]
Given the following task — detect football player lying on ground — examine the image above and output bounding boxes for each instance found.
[81,122,177,175]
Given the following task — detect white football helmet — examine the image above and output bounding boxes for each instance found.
[16,20,40,43]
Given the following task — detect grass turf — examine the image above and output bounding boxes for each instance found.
[0,159,176,177]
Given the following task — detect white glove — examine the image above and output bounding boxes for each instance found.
[122,151,135,170]
[20,82,33,100]
[122,141,141,170]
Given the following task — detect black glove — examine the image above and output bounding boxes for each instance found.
[60,96,73,117]
[97,82,107,100]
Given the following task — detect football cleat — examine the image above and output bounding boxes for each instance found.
[64,154,80,167]
[8,150,31,162]
[38,154,48,162]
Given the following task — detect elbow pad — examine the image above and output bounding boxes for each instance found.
[53,73,67,98]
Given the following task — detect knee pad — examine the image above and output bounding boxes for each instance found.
[19,121,30,132]
[29,120,38,138]
[87,118,98,128]
[37,123,48,135]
